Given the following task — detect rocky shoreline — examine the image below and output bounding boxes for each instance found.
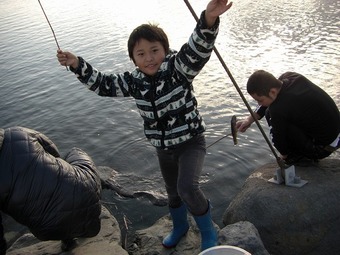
[3,158,340,255]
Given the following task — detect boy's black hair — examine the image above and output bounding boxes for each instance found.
[247,70,282,96]
[128,23,169,63]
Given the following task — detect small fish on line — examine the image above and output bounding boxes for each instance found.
[206,115,238,148]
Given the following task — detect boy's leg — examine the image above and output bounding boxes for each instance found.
[157,148,188,248]
[176,135,208,215]
[156,148,182,208]
[175,134,217,251]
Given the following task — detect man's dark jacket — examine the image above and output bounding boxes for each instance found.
[0,126,101,241]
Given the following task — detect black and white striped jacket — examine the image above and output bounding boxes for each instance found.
[71,11,219,149]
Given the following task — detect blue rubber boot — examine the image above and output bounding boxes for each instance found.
[162,204,189,248]
[193,204,217,251]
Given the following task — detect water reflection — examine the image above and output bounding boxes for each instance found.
[216,0,340,103]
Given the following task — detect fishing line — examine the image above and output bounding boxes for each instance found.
[206,133,231,149]
[38,0,69,71]
[183,0,285,169]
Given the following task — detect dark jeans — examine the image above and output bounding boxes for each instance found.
[156,134,208,215]
[265,111,332,160]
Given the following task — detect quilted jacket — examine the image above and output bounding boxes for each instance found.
[0,126,101,241]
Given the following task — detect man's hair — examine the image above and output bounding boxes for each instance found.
[128,23,169,63]
[247,70,281,96]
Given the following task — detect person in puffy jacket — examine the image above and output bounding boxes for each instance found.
[0,126,102,254]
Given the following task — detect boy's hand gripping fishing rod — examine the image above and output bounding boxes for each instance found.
[183,0,285,173]
[38,0,68,71]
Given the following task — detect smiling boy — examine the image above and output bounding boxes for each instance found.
[57,0,233,251]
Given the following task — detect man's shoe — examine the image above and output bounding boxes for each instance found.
[284,154,304,165]
[61,238,78,251]
[285,155,317,167]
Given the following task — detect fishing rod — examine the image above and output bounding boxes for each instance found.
[183,0,285,170]
[38,0,68,71]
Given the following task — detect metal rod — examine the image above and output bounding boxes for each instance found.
[183,0,285,169]
[38,0,68,71]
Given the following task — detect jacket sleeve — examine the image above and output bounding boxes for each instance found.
[254,105,267,119]
[70,57,133,98]
[28,147,102,241]
[174,10,220,83]
[64,147,101,200]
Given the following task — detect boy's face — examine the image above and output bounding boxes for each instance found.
[251,88,279,107]
[132,39,166,76]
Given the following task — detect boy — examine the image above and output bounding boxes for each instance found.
[57,0,233,251]
[236,70,340,165]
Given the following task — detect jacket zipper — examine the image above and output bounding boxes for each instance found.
[150,78,166,148]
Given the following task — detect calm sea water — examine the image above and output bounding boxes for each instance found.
[1,0,339,238]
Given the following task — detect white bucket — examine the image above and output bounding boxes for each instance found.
[198,245,252,255]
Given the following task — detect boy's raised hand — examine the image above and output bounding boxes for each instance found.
[205,0,233,27]
[57,50,79,69]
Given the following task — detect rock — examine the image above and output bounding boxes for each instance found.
[128,214,205,255]
[218,221,269,255]
[4,206,128,255]
[128,214,268,255]
[223,159,340,255]
[99,166,168,206]
[4,206,267,255]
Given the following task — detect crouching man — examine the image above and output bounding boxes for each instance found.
[0,126,102,254]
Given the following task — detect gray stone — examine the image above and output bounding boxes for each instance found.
[99,166,168,206]
[5,206,128,255]
[218,221,269,255]
[223,159,340,255]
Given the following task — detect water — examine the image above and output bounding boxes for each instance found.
[1,0,339,240]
